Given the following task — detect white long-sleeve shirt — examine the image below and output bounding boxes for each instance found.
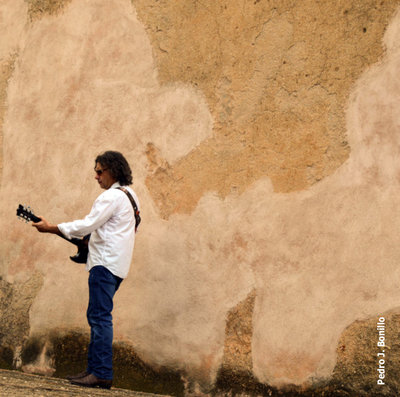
[58,182,140,279]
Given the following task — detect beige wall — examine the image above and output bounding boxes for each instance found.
[1,0,400,393]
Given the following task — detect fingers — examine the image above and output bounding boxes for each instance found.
[32,216,48,232]
[32,216,44,226]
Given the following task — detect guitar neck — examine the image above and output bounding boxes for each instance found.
[25,212,70,242]
[29,213,41,223]
[17,204,89,248]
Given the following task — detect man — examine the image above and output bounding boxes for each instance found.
[32,150,140,389]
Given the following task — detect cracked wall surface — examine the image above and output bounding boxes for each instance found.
[332,310,400,394]
[25,0,72,21]
[2,0,400,395]
[134,0,400,219]
[0,272,43,370]
[220,290,255,376]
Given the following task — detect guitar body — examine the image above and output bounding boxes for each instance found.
[69,236,90,263]
[16,204,90,263]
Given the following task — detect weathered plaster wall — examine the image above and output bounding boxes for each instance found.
[2,0,400,395]
[136,0,399,218]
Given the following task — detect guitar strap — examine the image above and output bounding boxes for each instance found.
[116,187,141,232]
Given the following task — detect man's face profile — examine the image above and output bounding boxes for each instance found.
[94,162,116,189]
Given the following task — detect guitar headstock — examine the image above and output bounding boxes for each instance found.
[16,204,41,223]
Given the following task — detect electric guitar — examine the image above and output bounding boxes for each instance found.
[16,204,90,263]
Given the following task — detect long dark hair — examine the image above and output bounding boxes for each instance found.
[95,151,133,185]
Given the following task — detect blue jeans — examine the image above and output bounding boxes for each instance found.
[86,266,122,380]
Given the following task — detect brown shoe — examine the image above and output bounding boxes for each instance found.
[65,370,89,381]
[70,373,112,389]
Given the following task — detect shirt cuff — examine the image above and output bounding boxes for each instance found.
[57,223,72,240]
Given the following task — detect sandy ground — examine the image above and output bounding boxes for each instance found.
[0,369,170,397]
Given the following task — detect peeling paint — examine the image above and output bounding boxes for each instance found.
[134,0,400,218]
[25,0,72,21]
[221,289,255,376]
